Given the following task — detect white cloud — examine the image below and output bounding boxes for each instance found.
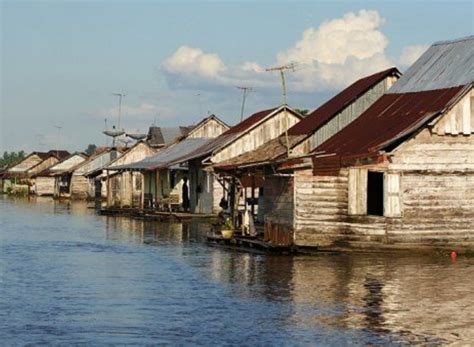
[162,10,426,93]
[162,46,226,79]
[277,10,388,66]
[398,44,429,68]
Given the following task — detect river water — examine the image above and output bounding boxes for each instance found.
[0,196,473,345]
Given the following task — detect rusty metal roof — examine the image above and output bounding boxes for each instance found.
[213,135,306,170]
[311,86,468,174]
[213,68,401,171]
[167,105,299,166]
[288,67,401,136]
[388,36,474,93]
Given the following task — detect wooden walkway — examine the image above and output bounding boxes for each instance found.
[99,207,218,221]
[206,233,296,254]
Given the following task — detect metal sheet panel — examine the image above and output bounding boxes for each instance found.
[388,36,474,93]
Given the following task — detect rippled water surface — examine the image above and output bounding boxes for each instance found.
[1,196,473,345]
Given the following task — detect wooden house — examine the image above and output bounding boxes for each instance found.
[170,105,304,214]
[102,141,156,208]
[109,115,229,210]
[2,150,70,194]
[213,68,400,231]
[34,153,88,197]
[69,148,125,199]
[263,36,474,251]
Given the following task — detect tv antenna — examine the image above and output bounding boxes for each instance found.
[112,92,126,130]
[236,86,253,122]
[103,93,126,147]
[53,125,63,157]
[265,63,297,157]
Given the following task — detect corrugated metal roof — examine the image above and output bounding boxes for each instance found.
[311,86,467,174]
[213,135,306,170]
[226,107,278,134]
[213,68,400,171]
[165,106,289,166]
[388,36,474,93]
[110,138,212,171]
[289,68,400,136]
[36,153,87,177]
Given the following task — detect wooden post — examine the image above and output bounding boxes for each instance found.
[129,171,133,208]
[106,170,111,207]
[251,174,255,217]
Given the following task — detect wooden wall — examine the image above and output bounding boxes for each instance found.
[7,154,42,173]
[187,118,229,138]
[70,175,90,199]
[35,177,55,196]
[212,110,301,163]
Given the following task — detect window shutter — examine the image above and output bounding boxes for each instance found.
[384,173,402,217]
[348,168,367,215]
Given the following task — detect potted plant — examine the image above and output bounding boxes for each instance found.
[221,218,234,239]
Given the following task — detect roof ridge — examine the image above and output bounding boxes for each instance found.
[433,35,474,46]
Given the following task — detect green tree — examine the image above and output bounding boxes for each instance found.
[295,108,310,117]
[0,151,26,169]
[84,144,98,156]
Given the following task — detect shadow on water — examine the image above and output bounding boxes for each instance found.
[1,196,473,345]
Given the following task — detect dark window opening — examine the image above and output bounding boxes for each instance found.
[367,171,384,216]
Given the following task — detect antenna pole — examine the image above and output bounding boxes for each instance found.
[53,125,63,157]
[237,86,253,122]
[104,118,108,146]
[265,63,296,157]
[113,92,126,130]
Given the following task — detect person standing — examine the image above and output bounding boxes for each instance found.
[182,177,190,212]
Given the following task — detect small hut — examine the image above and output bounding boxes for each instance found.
[2,150,70,194]
[102,141,156,208]
[69,147,125,199]
[34,153,88,197]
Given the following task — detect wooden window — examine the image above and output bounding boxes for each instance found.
[367,171,384,216]
[384,173,402,217]
[348,168,402,217]
[348,168,367,215]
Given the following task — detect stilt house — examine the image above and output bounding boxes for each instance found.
[169,105,304,214]
[34,153,88,197]
[69,147,125,199]
[2,150,70,194]
[102,141,156,208]
[109,115,229,210]
[268,36,474,251]
[213,68,400,235]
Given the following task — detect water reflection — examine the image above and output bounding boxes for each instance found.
[1,196,473,345]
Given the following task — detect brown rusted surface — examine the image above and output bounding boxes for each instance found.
[288,67,401,136]
[264,222,294,247]
[310,86,467,173]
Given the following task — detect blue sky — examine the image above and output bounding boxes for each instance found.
[1,0,473,152]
